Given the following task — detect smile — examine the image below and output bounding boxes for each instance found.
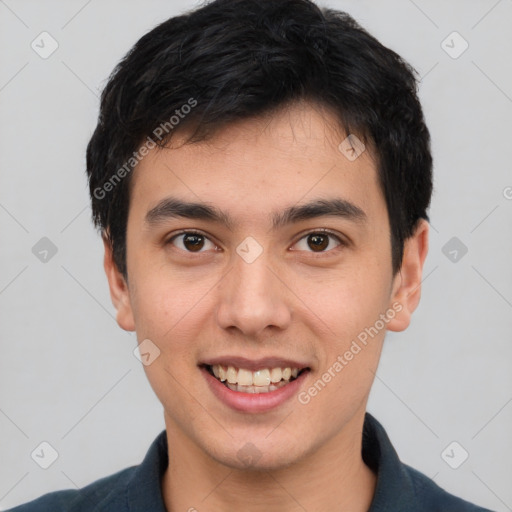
[205,364,307,394]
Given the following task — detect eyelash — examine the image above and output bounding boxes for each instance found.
[166,229,346,257]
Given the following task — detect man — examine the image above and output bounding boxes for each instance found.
[8,0,494,510]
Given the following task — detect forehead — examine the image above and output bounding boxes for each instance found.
[129,102,384,227]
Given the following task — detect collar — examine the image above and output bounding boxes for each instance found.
[363,412,420,511]
[123,413,446,511]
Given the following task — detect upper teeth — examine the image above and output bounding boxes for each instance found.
[211,365,300,386]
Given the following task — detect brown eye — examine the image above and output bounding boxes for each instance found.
[307,233,329,252]
[292,231,342,253]
[183,233,204,252]
[168,231,216,253]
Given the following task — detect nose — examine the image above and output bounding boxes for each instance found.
[215,247,292,338]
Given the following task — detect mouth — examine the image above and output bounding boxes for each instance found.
[201,363,310,394]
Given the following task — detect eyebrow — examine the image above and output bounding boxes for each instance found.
[144,196,367,230]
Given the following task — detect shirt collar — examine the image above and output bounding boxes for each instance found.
[363,412,419,511]
[125,412,415,511]
[126,429,168,512]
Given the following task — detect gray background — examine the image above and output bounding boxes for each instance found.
[1,0,511,510]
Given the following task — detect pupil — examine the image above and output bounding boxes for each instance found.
[308,234,328,252]
[184,234,204,251]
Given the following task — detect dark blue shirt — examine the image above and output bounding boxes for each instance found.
[7,413,494,511]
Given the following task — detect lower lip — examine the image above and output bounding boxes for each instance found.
[201,366,309,413]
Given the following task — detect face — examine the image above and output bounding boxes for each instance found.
[105,101,428,470]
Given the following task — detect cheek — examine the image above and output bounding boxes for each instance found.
[129,261,214,339]
[297,268,389,421]
[300,263,391,342]
[131,273,209,405]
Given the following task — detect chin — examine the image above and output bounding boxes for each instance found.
[204,433,309,472]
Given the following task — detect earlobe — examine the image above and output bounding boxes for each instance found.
[386,219,429,332]
[102,235,136,332]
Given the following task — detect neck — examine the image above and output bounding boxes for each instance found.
[161,410,376,512]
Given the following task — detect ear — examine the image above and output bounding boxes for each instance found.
[386,219,429,332]
[103,234,135,331]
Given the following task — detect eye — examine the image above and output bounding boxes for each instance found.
[291,230,344,254]
[167,231,218,253]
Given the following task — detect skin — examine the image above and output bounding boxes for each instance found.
[104,101,429,511]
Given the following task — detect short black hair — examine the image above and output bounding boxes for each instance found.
[86,0,433,278]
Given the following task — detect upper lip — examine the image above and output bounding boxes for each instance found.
[200,356,311,372]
